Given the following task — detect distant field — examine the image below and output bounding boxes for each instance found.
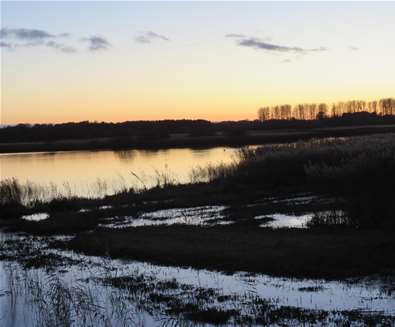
[2,123,395,153]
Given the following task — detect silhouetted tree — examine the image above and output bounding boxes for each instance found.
[257,97,395,121]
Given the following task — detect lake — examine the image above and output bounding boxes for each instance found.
[0,147,242,198]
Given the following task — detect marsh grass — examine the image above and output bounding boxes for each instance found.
[191,134,395,227]
[198,134,395,188]
[0,178,80,207]
[0,166,182,207]
[2,264,111,327]
[5,255,391,327]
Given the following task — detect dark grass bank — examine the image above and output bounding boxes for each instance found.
[56,225,395,279]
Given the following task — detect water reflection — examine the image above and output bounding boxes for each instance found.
[256,213,314,228]
[0,147,240,198]
[0,231,394,327]
[99,206,229,229]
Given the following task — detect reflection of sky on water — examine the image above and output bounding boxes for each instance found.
[0,147,240,198]
[99,206,229,228]
[256,213,314,228]
[1,231,394,327]
[21,213,49,222]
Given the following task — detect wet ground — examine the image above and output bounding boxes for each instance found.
[0,230,394,326]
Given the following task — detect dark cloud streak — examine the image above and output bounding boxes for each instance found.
[225,33,245,38]
[83,36,111,51]
[0,27,69,41]
[0,27,77,53]
[226,34,327,54]
[0,27,113,54]
[0,41,13,49]
[238,37,327,53]
[135,31,170,44]
[46,41,77,53]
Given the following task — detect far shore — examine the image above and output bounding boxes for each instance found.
[2,123,395,154]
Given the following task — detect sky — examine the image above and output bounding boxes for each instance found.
[1,1,395,124]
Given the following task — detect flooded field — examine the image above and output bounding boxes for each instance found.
[96,206,334,229]
[0,231,394,326]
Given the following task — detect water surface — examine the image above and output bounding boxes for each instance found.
[0,147,240,198]
[0,231,394,326]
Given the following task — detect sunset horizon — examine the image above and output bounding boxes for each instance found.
[2,94,395,125]
[2,1,394,124]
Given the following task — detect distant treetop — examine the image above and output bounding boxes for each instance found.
[258,98,395,121]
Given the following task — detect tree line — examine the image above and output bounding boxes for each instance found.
[258,98,395,121]
[0,120,262,143]
[2,109,395,144]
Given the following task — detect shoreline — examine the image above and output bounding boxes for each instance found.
[2,123,395,154]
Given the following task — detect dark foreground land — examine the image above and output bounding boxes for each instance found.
[1,133,395,279]
[1,133,395,325]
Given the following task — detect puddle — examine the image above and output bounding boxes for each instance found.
[21,213,49,222]
[0,231,394,326]
[256,213,314,228]
[256,210,347,229]
[78,205,113,213]
[99,205,229,228]
[98,205,113,210]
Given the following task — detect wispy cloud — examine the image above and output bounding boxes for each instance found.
[83,36,111,51]
[225,33,246,39]
[0,27,77,53]
[135,31,170,44]
[1,27,111,54]
[46,41,77,53]
[0,41,13,49]
[239,38,327,53]
[227,34,327,54]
